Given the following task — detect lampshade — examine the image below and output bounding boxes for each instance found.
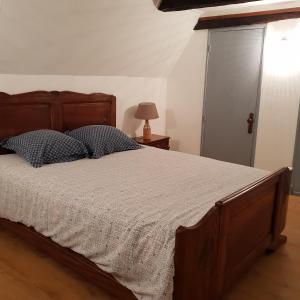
[135,102,159,120]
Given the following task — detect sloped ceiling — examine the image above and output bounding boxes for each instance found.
[0,0,298,77]
[0,0,200,77]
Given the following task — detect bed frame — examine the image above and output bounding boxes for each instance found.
[0,91,291,300]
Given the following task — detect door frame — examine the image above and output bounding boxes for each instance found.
[291,100,300,195]
[200,24,266,167]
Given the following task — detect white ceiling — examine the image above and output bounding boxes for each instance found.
[0,0,200,77]
[0,0,299,77]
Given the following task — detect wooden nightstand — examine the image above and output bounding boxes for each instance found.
[134,134,170,150]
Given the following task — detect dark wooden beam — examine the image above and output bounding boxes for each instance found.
[195,7,300,30]
[157,0,261,12]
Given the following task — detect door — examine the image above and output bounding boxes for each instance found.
[292,102,300,195]
[201,27,265,166]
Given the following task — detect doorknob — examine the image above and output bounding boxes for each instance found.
[247,113,254,134]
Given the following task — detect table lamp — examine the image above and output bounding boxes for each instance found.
[135,102,159,140]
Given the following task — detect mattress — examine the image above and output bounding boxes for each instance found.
[0,147,269,299]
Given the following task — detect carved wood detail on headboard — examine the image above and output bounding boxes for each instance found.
[0,91,116,155]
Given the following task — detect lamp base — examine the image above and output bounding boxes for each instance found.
[143,120,151,140]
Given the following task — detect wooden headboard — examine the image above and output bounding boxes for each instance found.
[0,91,116,155]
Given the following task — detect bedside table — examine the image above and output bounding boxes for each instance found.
[134,134,170,150]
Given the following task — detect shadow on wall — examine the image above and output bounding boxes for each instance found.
[122,106,142,137]
[166,109,180,151]
[170,139,180,151]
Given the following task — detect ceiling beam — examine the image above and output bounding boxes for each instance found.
[157,0,261,12]
[194,7,300,30]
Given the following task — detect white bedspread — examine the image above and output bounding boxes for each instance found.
[0,147,269,299]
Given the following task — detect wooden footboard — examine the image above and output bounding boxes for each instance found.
[0,168,291,300]
[173,167,291,300]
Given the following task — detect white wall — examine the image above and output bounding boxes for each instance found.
[0,74,167,137]
[255,19,300,170]
[167,19,300,171]
[166,30,208,154]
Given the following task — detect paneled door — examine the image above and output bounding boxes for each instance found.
[201,26,265,166]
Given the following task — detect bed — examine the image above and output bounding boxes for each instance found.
[0,91,291,300]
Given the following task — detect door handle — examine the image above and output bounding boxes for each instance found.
[247,113,254,134]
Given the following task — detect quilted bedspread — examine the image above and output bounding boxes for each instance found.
[0,147,269,299]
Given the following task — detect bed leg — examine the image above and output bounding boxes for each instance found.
[266,234,287,253]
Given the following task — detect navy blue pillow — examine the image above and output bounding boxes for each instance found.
[0,129,88,167]
[66,125,142,158]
